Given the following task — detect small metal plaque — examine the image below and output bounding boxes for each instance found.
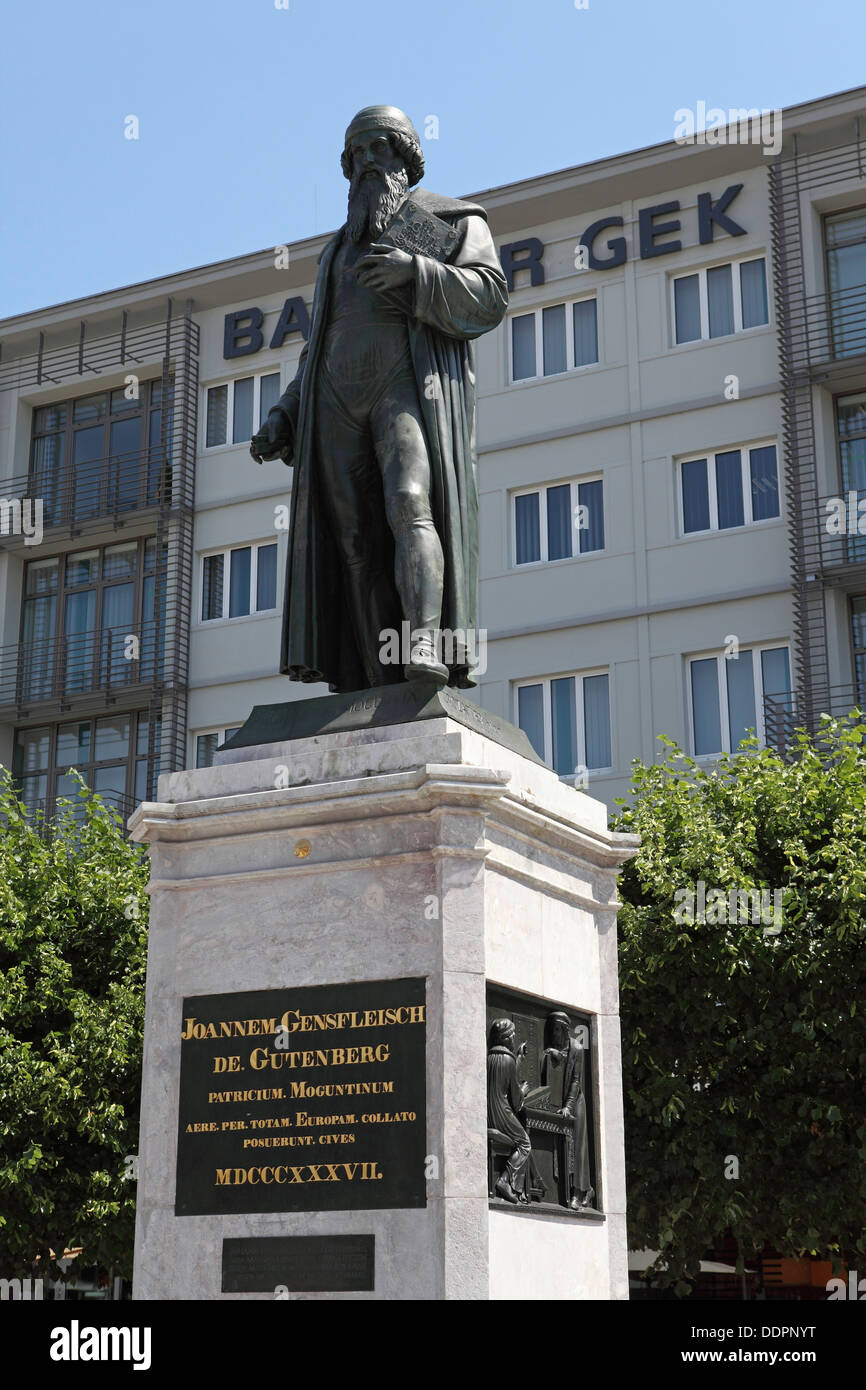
[222,1235,375,1293]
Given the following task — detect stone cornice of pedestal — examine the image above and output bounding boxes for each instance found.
[129,760,639,909]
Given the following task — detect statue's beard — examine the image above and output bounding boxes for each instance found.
[346,166,410,243]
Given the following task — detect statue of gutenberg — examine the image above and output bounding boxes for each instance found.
[250,105,508,692]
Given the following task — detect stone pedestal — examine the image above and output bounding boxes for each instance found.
[130,712,637,1300]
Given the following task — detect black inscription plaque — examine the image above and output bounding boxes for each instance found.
[221,1235,375,1293]
[175,977,426,1216]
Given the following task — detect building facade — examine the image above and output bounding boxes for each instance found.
[1,86,864,820]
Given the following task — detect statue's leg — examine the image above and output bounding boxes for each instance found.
[371,372,446,681]
[316,377,402,687]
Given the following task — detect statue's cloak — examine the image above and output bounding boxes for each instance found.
[275,187,508,692]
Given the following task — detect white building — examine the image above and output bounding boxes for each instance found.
[1,85,864,818]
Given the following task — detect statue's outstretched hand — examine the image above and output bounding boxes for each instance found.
[250,408,293,465]
[355,244,414,291]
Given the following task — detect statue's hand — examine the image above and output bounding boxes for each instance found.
[355,244,414,292]
[250,408,293,465]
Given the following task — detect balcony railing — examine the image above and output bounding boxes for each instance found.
[785,281,866,377]
[0,449,174,538]
[19,784,142,839]
[0,621,164,713]
[764,684,865,756]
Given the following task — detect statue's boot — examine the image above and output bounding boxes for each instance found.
[495,1175,520,1204]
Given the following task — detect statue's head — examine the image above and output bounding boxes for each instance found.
[341,106,425,185]
[544,1010,570,1050]
[488,1018,516,1052]
[342,106,424,243]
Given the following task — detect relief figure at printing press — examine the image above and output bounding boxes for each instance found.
[486,1018,531,1204]
[542,1010,595,1209]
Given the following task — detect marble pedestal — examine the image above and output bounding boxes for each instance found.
[130,713,637,1300]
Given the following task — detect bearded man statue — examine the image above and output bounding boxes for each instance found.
[251,106,508,692]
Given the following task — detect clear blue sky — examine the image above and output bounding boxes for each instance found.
[1,0,864,318]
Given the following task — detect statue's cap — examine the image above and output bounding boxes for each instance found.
[345,105,419,145]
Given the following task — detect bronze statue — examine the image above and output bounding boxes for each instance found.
[251,105,508,692]
[542,1011,594,1209]
[486,1018,531,1204]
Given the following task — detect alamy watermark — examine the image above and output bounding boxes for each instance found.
[378,623,487,675]
[674,104,782,158]
[0,498,43,546]
[674,880,782,934]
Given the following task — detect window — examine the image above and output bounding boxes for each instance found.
[836,393,866,564]
[200,542,278,621]
[513,477,604,564]
[515,672,611,773]
[29,380,170,527]
[194,726,243,769]
[12,711,161,822]
[852,597,866,704]
[678,442,779,534]
[689,645,791,755]
[510,298,598,381]
[205,371,282,448]
[825,208,866,358]
[673,257,768,344]
[17,537,164,702]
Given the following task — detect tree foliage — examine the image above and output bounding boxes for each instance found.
[0,771,148,1279]
[612,717,866,1295]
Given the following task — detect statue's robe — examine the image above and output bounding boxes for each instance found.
[273,187,508,692]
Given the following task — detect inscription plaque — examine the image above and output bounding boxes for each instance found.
[175,977,426,1215]
[221,1235,375,1293]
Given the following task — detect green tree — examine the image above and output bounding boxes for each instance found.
[612,717,866,1295]
[0,770,148,1281]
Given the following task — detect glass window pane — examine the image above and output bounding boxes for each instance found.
[206,385,228,447]
[726,649,756,750]
[542,304,567,376]
[30,433,64,526]
[57,722,91,766]
[681,458,710,533]
[103,542,138,581]
[511,315,536,381]
[707,263,735,338]
[13,727,50,775]
[761,647,791,700]
[232,377,254,443]
[229,547,251,618]
[93,765,126,814]
[94,715,131,762]
[573,299,598,366]
[202,553,224,621]
[109,415,142,511]
[65,551,98,587]
[546,484,571,561]
[578,479,604,553]
[137,712,162,758]
[101,582,135,684]
[551,676,577,775]
[256,543,277,611]
[259,372,281,425]
[740,259,768,329]
[72,426,104,521]
[19,774,47,816]
[26,558,59,596]
[73,394,107,425]
[674,274,701,343]
[110,387,140,413]
[583,673,611,769]
[517,684,545,761]
[135,758,150,805]
[750,445,779,521]
[515,492,541,564]
[691,657,722,755]
[196,733,219,769]
[35,403,66,432]
[715,449,744,529]
[64,590,97,693]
